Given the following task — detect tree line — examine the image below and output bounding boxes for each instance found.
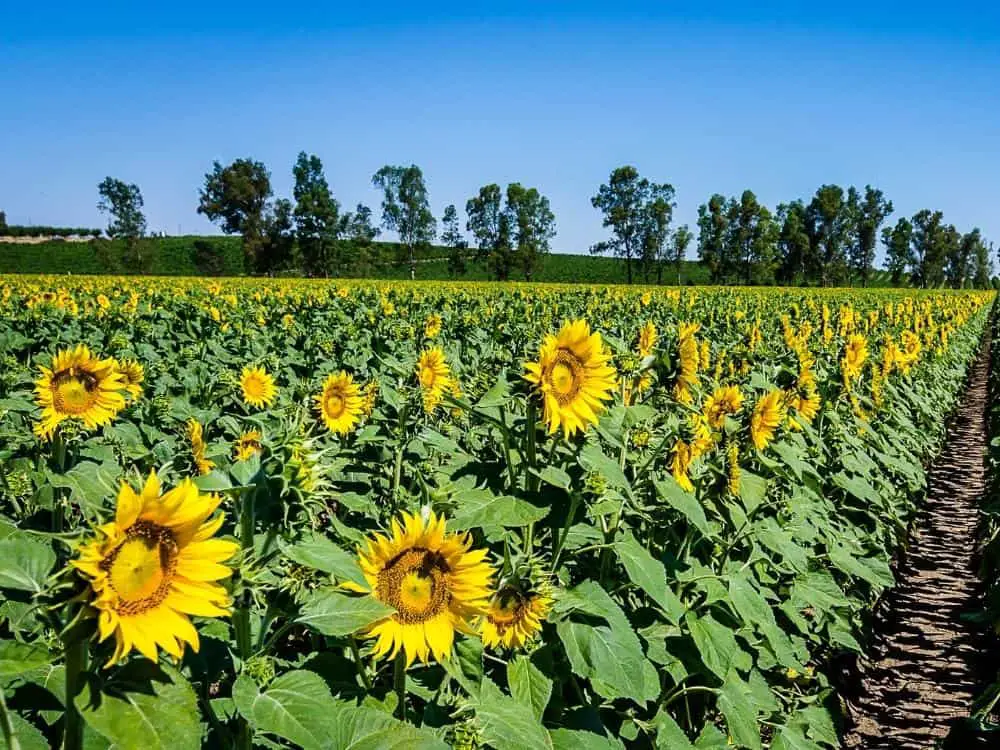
[67,160,997,286]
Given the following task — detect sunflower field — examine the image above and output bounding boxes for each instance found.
[0,276,993,750]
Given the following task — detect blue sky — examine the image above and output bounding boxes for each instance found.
[2,2,999,261]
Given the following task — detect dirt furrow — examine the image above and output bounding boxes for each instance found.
[842,329,993,749]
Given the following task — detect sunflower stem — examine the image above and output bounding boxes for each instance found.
[393,651,407,721]
[551,491,582,571]
[62,625,88,750]
[499,408,517,491]
[0,686,20,750]
[350,637,372,690]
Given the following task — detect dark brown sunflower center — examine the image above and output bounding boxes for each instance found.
[376,548,450,623]
[546,349,583,405]
[51,371,100,415]
[100,520,178,616]
[487,591,528,634]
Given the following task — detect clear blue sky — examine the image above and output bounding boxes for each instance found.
[3,2,999,261]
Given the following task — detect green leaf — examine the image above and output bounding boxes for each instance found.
[738,472,767,514]
[614,531,685,624]
[192,470,233,491]
[508,656,552,721]
[469,679,552,750]
[6,712,50,750]
[77,663,201,750]
[532,466,572,490]
[770,725,822,750]
[476,377,512,408]
[557,582,659,703]
[579,444,631,496]
[550,728,625,750]
[230,455,262,487]
[828,546,893,589]
[0,640,55,677]
[450,489,548,530]
[297,590,394,636]
[685,612,751,680]
[47,461,120,515]
[0,534,55,593]
[718,677,761,750]
[652,710,697,750]
[282,533,367,589]
[654,479,713,538]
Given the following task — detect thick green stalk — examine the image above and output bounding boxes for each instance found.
[1,686,20,750]
[234,489,255,750]
[393,651,407,721]
[551,491,582,571]
[62,630,88,750]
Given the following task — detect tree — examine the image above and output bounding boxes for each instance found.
[292,153,340,276]
[197,159,272,271]
[641,192,675,284]
[881,217,914,286]
[973,233,993,288]
[725,190,777,284]
[848,186,893,286]
[441,204,468,277]
[340,203,381,275]
[372,165,436,280]
[590,166,675,284]
[805,185,848,286]
[697,194,730,283]
[775,201,811,284]
[947,228,982,288]
[664,224,693,285]
[259,199,295,275]
[911,209,949,287]
[466,184,513,280]
[506,183,556,281]
[97,177,148,271]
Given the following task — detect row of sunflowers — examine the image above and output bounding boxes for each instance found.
[0,276,993,749]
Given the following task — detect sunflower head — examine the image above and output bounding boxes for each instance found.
[240,366,277,409]
[233,430,263,461]
[186,418,215,475]
[424,314,443,340]
[71,473,238,667]
[480,584,552,651]
[637,321,657,358]
[317,371,363,435]
[524,319,617,439]
[34,344,127,438]
[671,439,695,493]
[703,385,744,429]
[750,389,786,451]
[355,511,494,667]
[116,358,144,402]
[841,335,869,381]
[417,348,451,394]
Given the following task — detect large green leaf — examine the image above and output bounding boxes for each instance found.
[717,677,761,750]
[0,640,55,677]
[282,533,368,589]
[507,656,552,721]
[684,612,751,680]
[654,479,713,538]
[550,728,625,750]
[450,490,548,530]
[614,531,685,624]
[0,534,56,593]
[77,663,201,750]
[469,679,551,750]
[556,582,659,703]
[235,670,447,749]
[652,710,697,750]
[297,590,394,636]
[47,460,120,516]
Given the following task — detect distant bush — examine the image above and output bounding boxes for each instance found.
[0,224,102,238]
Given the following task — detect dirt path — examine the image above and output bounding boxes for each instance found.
[842,330,993,750]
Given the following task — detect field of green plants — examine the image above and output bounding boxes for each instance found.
[0,276,992,749]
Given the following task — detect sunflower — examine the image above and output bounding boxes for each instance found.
[354,511,494,667]
[417,348,452,412]
[841,335,868,382]
[233,430,263,461]
[637,321,657,358]
[116,358,144,402]
[34,345,127,438]
[71,473,238,667]
[480,586,551,650]
[726,442,741,495]
[240,366,277,409]
[751,389,786,451]
[673,325,701,404]
[316,371,363,435]
[524,319,617,438]
[186,419,215,475]
[424,313,442,339]
[703,385,744,429]
[671,439,695,493]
